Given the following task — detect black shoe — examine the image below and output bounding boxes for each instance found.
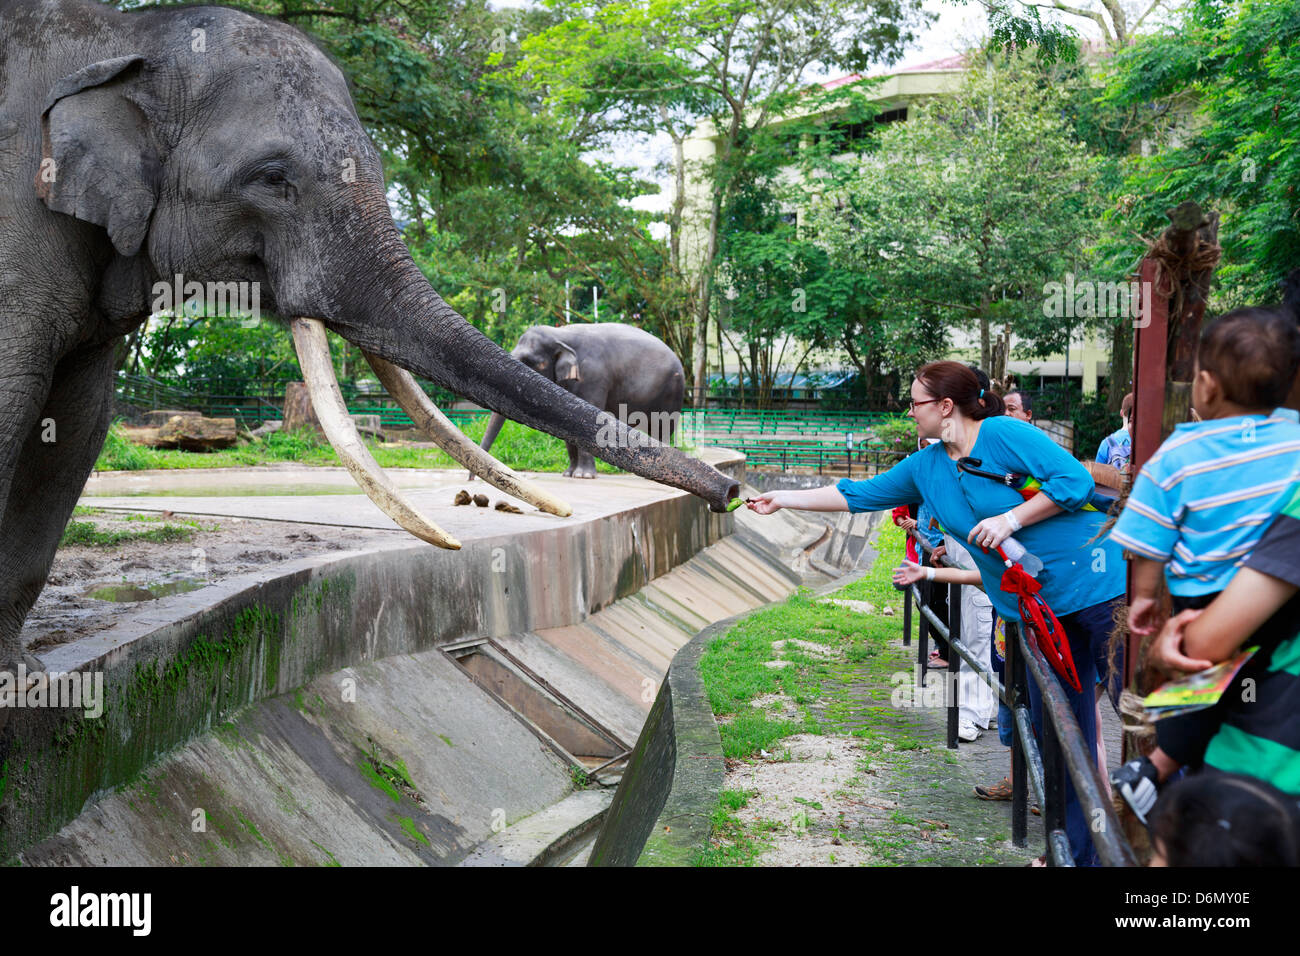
[1111,756,1160,826]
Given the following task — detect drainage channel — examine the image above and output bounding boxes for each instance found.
[441,638,632,786]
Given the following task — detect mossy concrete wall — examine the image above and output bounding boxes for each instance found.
[1,468,741,862]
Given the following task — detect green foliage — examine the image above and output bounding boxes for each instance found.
[806,54,1103,382]
[1097,0,1300,309]
[96,421,156,471]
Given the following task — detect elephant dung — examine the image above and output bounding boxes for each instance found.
[494,500,522,514]
[153,415,237,451]
[454,489,472,506]
[473,494,489,507]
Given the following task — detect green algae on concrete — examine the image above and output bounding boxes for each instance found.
[0,572,357,862]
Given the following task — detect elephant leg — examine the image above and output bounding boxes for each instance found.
[563,441,579,477]
[0,342,115,679]
[571,445,598,479]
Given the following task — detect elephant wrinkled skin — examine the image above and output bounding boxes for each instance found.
[0,0,738,680]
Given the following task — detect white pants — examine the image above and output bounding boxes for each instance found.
[943,536,998,729]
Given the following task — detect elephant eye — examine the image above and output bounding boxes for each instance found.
[243,161,297,201]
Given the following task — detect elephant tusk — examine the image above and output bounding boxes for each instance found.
[362,351,572,518]
[289,317,461,550]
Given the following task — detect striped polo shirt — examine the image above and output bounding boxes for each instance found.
[1108,408,1300,596]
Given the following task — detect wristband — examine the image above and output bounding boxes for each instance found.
[925,566,935,581]
[1004,509,1022,532]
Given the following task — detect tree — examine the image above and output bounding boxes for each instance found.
[1097,0,1300,311]
[714,90,947,407]
[512,0,930,403]
[806,55,1103,385]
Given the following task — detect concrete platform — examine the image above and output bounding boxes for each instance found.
[6,453,864,865]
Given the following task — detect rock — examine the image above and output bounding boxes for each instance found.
[881,606,895,617]
[822,598,876,615]
[249,420,283,439]
[117,425,160,447]
[351,414,383,441]
[494,501,522,514]
[153,415,237,451]
[141,408,199,427]
[473,494,489,507]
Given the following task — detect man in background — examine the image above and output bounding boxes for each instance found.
[1096,392,1134,471]
[1004,390,1034,424]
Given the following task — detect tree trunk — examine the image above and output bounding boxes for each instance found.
[978,295,992,372]
[283,381,323,435]
[1108,316,1133,412]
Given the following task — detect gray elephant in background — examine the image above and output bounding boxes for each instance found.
[478,324,685,479]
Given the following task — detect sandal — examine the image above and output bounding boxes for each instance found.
[974,776,1013,801]
[927,651,948,669]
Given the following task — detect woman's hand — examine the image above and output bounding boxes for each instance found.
[967,512,1016,551]
[899,517,918,531]
[1149,609,1212,677]
[930,544,946,562]
[747,492,783,515]
[892,560,928,586]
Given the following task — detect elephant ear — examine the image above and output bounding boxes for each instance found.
[555,343,581,383]
[37,55,161,257]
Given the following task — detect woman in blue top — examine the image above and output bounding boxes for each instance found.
[749,361,1127,866]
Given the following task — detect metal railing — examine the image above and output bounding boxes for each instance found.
[690,437,904,476]
[901,532,1135,867]
[680,407,903,435]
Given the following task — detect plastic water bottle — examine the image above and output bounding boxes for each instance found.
[1001,536,1044,578]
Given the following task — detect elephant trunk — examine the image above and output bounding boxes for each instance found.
[317,230,738,513]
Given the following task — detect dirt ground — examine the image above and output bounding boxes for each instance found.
[21,508,403,655]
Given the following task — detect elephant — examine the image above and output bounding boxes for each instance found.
[477,323,686,479]
[0,0,738,689]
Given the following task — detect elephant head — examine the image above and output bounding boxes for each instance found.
[479,327,581,457]
[35,5,737,543]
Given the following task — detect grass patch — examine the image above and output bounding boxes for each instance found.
[697,521,952,865]
[94,418,697,474]
[60,520,196,547]
[695,802,771,866]
[719,788,758,811]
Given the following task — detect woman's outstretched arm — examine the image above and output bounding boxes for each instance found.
[747,485,851,514]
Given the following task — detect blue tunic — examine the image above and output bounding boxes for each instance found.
[837,416,1126,621]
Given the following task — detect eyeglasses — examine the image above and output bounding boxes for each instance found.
[908,398,941,411]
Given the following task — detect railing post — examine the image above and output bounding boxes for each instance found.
[946,581,962,749]
[902,576,912,648]
[1007,621,1028,847]
[918,580,931,678]
[1042,705,1068,866]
